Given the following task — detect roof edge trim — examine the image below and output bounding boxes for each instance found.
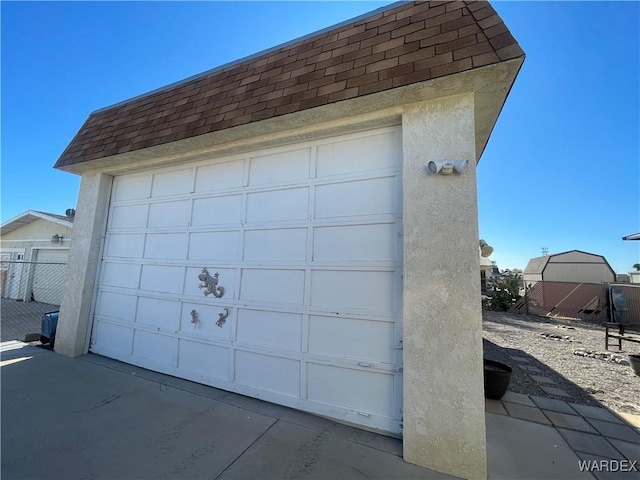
[622,233,640,241]
[1,210,74,232]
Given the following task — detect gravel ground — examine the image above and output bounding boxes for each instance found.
[483,311,640,416]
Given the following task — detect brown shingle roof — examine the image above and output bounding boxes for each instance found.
[54,0,524,169]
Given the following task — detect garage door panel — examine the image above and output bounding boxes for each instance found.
[106,234,145,258]
[313,224,396,262]
[244,228,307,262]
[249,148,310,186]
[192,196,242,226]
[110,205,148,229]
[178,339,229,380]
[179,303,233,340]
[136,297,181,332]
[184,267,235,298]
[240,269,304,304]
[94,127,402,435]
[235,351,300,397]
[152,169,192,197]
[246,188,309,223]
[308,315,394,364]
[144,233,188,260]
[96,291,137,323]
[140,265,183,294]
[148,200,191,228]
[189,231,240,262]
[315,177,396,219]
[32,278,64,304]
[311,270,394,312]
[102,262,140,289]
[195,160,245,192]
[95,322,133,355]
[114,175,152,201]
[236,309,302,352]
[307,363,394,416]
[133,330,177,366]
[316,131,400,177]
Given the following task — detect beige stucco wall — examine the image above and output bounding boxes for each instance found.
[55,173,112,357]
[401,93,486,479]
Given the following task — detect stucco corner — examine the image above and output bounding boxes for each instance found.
[400,93,486,479]
[55,172,112,357]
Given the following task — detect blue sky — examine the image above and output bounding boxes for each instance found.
[1,1,638,274]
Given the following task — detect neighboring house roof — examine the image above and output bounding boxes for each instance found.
[523,256,549,275]
[55,0,524,169]
[1,210,74,236]
[480,255,494,270]
[524,250,614,276]
[623,233,640,241]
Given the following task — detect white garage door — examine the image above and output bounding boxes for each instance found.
[33,249,68,305]
[91,127,404,434]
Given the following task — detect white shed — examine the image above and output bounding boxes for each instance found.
[523,250,616,285]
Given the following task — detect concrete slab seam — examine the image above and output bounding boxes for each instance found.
[213,420,281,480]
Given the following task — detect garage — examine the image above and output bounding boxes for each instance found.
[91,127,404,434]
[54,2,525,475]
[1,211,73,303]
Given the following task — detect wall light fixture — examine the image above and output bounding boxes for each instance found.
[479,239,494,257]
[426,160,469,175]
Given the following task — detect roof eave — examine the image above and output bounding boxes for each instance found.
[1,210,74,236]
[56,57,524,177]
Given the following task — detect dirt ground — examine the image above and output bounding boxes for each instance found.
[483,310,640,416]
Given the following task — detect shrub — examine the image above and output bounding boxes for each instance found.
[488,273,522,311]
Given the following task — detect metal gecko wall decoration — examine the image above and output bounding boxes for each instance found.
[216,308,229,328]
[190,310,199,327]
[197,268,224,298]
[190,307,228,329]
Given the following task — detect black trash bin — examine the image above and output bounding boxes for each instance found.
[40,311,59,347]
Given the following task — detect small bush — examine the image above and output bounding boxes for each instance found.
[487,273,522,311]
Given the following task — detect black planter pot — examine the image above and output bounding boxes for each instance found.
[629,355,640,377]
[483,359,513,400]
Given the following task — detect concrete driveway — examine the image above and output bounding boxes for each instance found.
[4,341,633,479]
[1,342,452,480]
